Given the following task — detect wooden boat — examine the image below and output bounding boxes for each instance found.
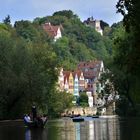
[72,117,84,122]
[92,115,99,118]
[24,117,47,128]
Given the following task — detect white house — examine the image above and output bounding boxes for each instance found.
[42,22,62,41]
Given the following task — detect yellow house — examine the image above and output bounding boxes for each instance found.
[68,72,74,93]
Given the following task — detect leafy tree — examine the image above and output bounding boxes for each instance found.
[79,92,88,107]
[3,15,11,25]
[33,17,47,25]
[106,0,140,115]
[53,10,78,19]
[0,19,76,119]
[33,10,113,67]
[47,90,73,117]
[116,0,140,74]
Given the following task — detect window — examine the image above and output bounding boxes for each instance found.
[94,68,97,71]
[85,68,88,72]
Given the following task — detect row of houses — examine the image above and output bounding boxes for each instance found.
[58,60,104,106]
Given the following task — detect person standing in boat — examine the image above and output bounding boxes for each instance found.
[32,104,37,121]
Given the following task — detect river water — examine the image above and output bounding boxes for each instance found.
[0,117,140,140]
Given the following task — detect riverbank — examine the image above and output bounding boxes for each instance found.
[62,107,97,116]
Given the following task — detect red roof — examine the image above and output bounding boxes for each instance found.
[72,70,82,79]
[63,70,83,82]
[78,60,101,69]
[42,23,60,38]
[63,71,71,84]
[77,60,101,79]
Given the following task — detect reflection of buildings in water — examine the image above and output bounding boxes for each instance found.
[88,121,95,140]
[61,120,76,140]
[79,118,120,140]
[25,129,31,140]
[107,118,120,140]
[75,123,80,140]
[60,120,81,140]
[60,118,120,140]
[93,118,120,140]
[95,120,107,140]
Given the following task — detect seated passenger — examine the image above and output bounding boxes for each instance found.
[24,114,32,123]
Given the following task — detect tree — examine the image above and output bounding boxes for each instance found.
[3,15,11,25]
[47,90,73,117]
[79,93,88,107]
[107,0,140,115]
[53,10,78,19]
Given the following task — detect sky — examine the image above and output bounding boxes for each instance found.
[0,0,123,26]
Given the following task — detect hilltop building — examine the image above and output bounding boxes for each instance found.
[42,22,62,41]
[83,17,109,36]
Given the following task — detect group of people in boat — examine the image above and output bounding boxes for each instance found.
[24,105,47,127]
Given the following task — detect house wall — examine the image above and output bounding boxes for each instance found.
[58,68,64,91]
[74,74,79,96]
[54,28,62,41]
[79,73,85,91]
[64,78,69,92]
[68,73,74,93]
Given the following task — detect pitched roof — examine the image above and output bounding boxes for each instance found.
[63,71,71,84]
[77,60,102,79]
[78,60,101,69]
[42,22,61,38]
[83,70,99,79]
[72,70,82,79]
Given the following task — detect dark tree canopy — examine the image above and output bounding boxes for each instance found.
[107,0,140,116]
[3,15,11,25]
[53,10,78,19]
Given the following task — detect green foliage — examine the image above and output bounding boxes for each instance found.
[106,0,140,116]
[116,0,140,75]
[33,10,113,68]
[0,18,79,119]
[14,20,51,43]
[53,10,78,19]
[79,92,88,107]
[33,17,47,25]
[3,15,11,25]
[116,95,137,116]
[47,90,73,117]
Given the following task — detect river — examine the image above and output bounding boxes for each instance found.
[0,117,140,140]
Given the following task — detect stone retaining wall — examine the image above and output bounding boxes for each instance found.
[63,107,97,116]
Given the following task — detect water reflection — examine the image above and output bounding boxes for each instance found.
[50,118,121,140]
[86,119,120,140]
[25,128,47,140]
[25,129,31,140]
[0,117,140,140]
[75,123,80,140]
[74,118,120,140]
